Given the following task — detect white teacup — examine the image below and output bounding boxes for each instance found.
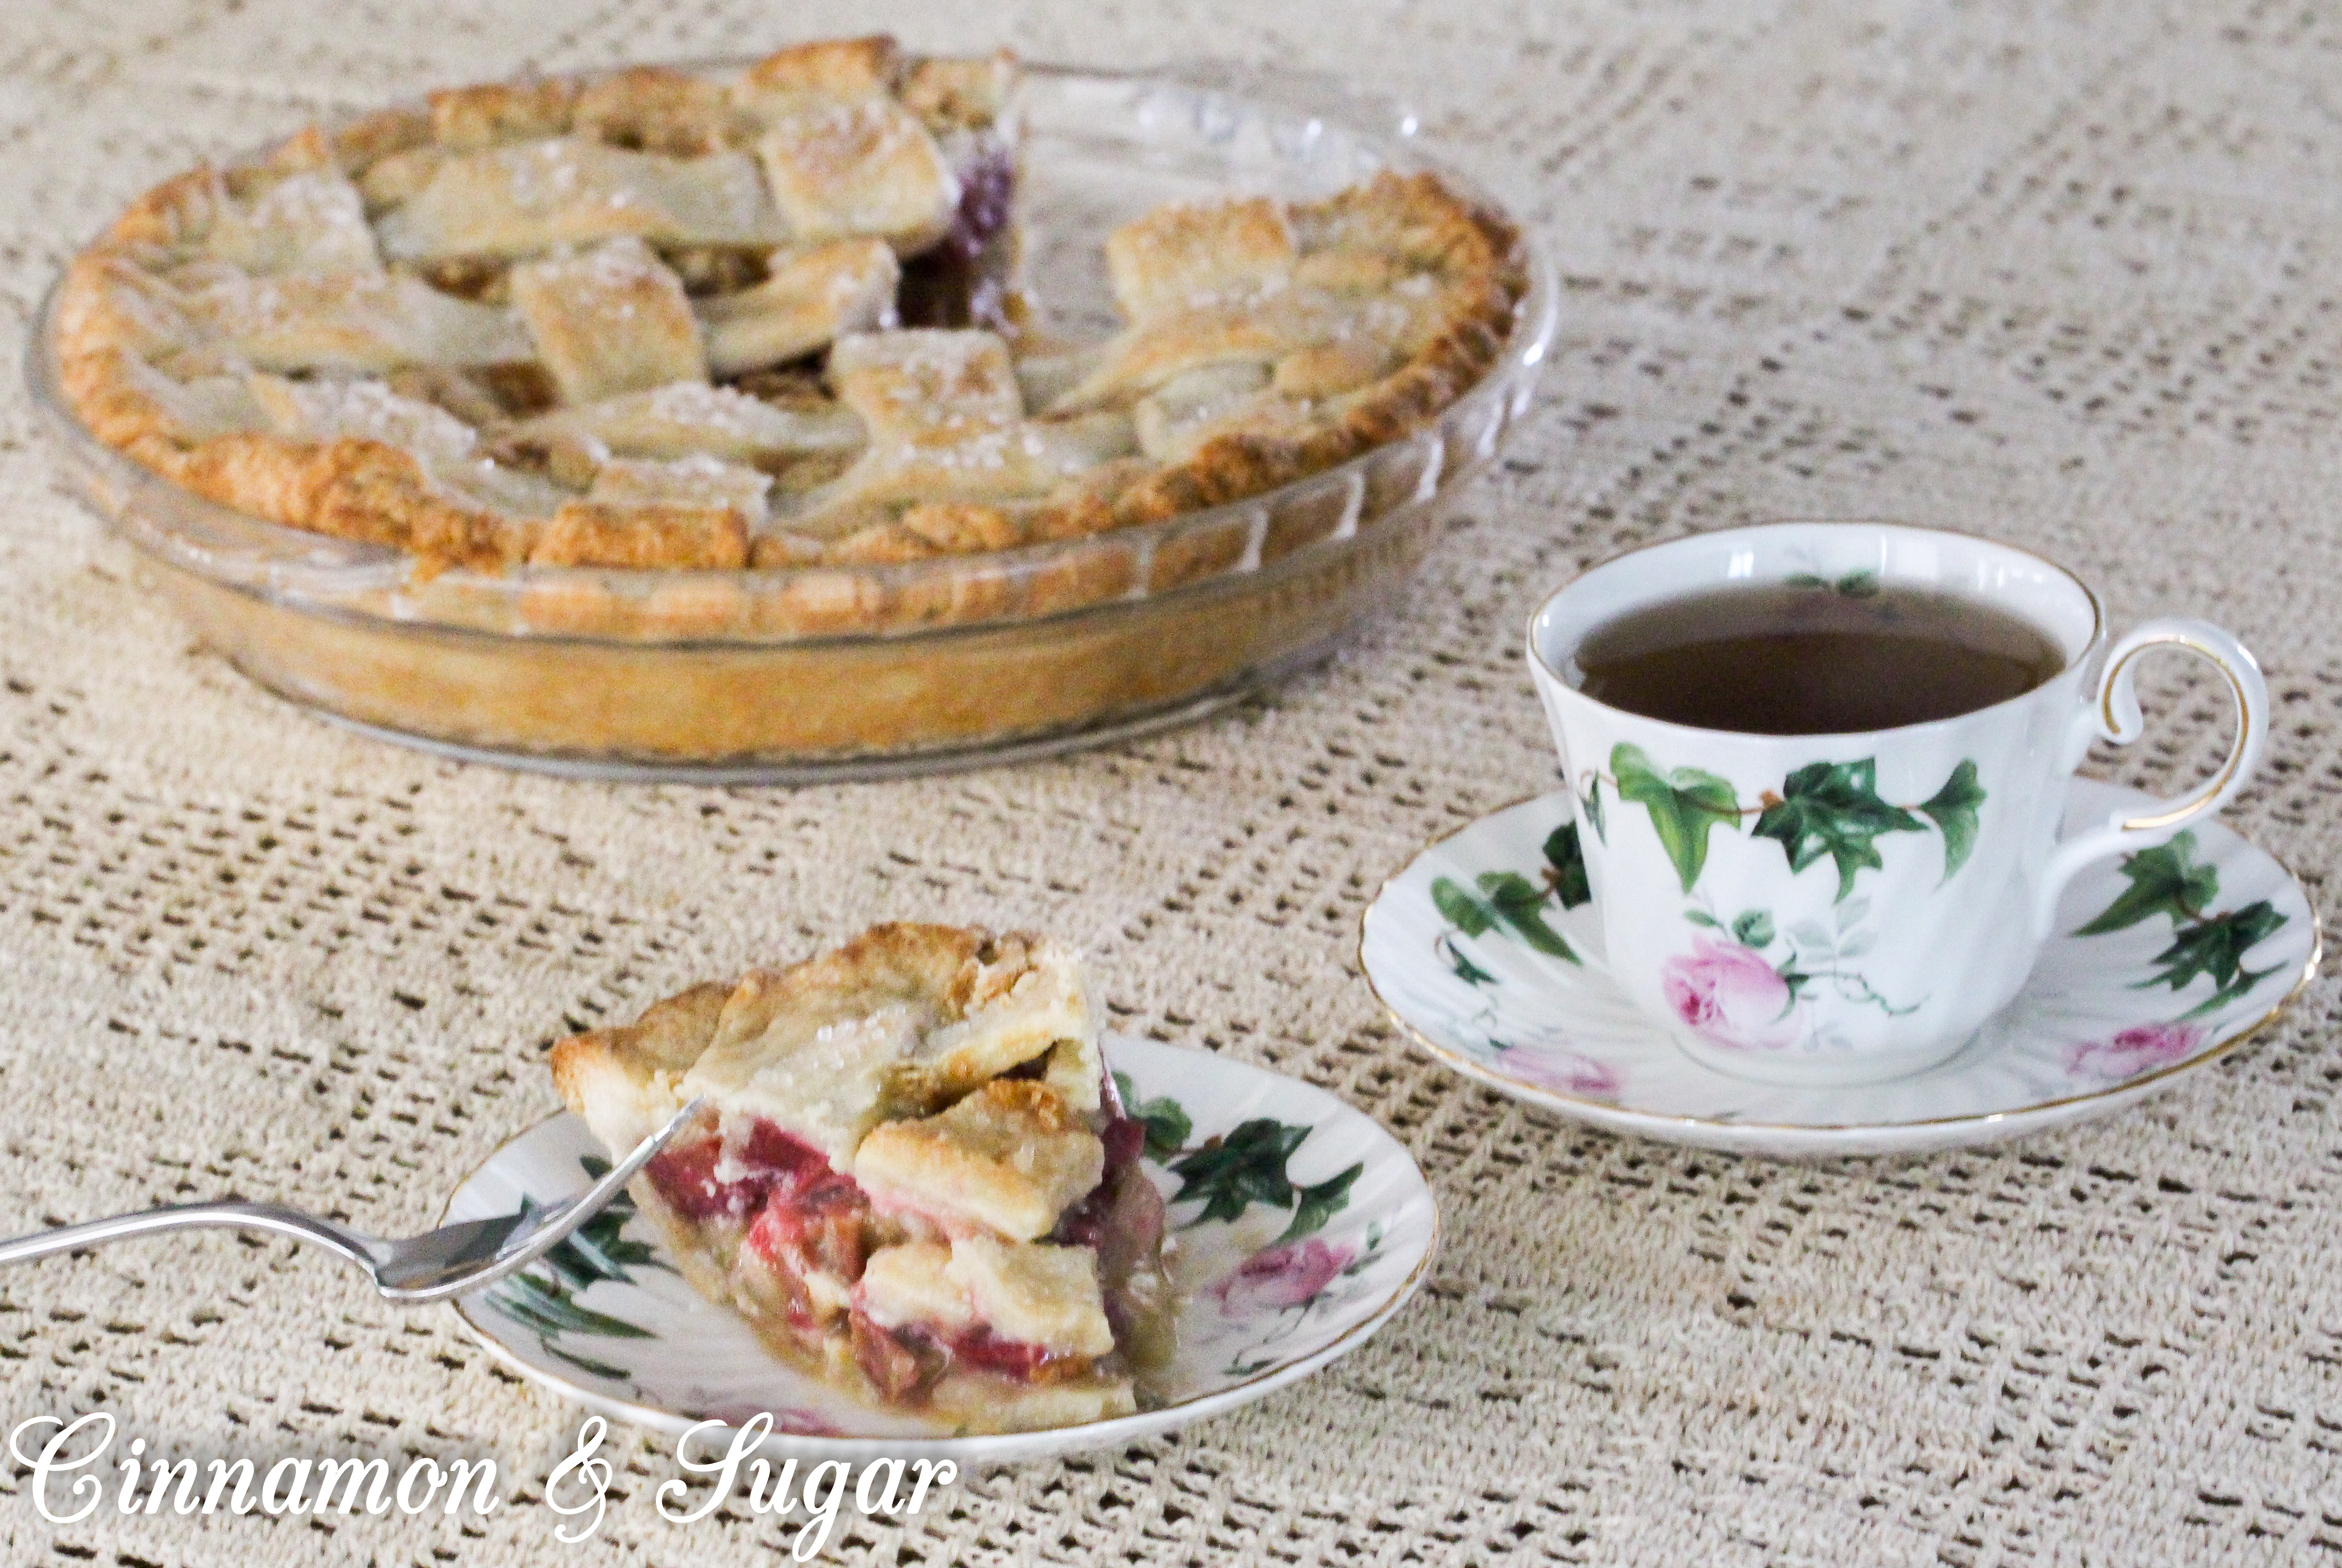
[1526,521,2268,1086]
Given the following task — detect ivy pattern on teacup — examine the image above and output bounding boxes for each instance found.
[2058,829,2291,1082]
[1571,746,1981,1053]
[1581,746,1986,901]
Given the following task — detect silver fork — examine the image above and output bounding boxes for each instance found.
[0,1099,706,1303]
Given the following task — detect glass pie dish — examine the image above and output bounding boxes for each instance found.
[28,63,1557,782]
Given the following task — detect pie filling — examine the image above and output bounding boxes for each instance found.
[548,925,1175,1429]
[638,1091,1168,1405]
[897,136,1019,330]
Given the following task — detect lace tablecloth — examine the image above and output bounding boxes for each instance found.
[3,2,2336,1563]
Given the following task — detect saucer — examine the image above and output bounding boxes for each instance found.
[1360,780,2318,1158]
[440,1035,1436,1466]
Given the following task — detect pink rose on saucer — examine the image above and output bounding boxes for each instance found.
[2064,1023,2204,1083]
[1208,1238,1354,1316]
[1661,937,1798,1052]
[1501,1048,1621,1101]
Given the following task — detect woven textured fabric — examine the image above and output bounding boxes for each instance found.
[3,1,2339,1562]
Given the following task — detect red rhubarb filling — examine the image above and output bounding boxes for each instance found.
[848,1311,1095,1401]
[1052,1110,1166,1338]
[645,1092,1159,1407]
[643,1118,836,1223]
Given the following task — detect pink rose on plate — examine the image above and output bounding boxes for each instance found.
[1661,936,1799,1052]
[2065,1023,2204,1083]
[1208,1238,1355,1317]
[1501,1048,1621,1102]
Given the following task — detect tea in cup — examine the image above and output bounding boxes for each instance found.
[1526,521,2267,1086]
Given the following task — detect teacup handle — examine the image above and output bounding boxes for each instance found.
[2032,617,2269,939]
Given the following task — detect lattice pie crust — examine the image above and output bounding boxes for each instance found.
[549,923,1174,1432]
[53,35,1529,635]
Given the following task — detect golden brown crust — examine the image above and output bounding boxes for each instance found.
[547,923,1092,1124]
[529,500,749,570]
[104,165,221,254]
[738,35,904,99]
[825,501,1032,565]
[852,1079,1103,1241]
[899,51,1020,132]
[330,105,435,172]
[228,126,333,193]
[52,50,1527,621]
[711,923,998,1048]
[428,76,577,149]
[172,433,526,575]
[510,239,708,405]
[543,926,1135,1431]
[571,66,734,157]
[1104,195,1295,324]
[698,237,899,377]
[548,979,732,1119]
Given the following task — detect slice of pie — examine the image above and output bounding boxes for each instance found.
[548,923,1174,1432]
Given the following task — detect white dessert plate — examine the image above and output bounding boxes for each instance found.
[1361,780,2318,1158]
[440,1035,1435,1465]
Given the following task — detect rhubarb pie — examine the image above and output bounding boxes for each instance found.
[549,923,1174,1432]
[52,36,1529,610]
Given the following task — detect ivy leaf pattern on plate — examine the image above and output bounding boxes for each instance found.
[2147,903,2287,1015]
[1429,843,1584,964]
[1111,1070,1193,1162]
[2072,831,2222,936]
[1543,821,1593,909]
[1169,1119,1308,1225]
[1430,875,1495,937]
[1438,935,1499,987]
[1274,1162,1363,1247]
[483,1155,672,1379]
[1141,1100,1377,1373]
[1475,872,1575,958]
[2069,830,2290,1019]
[1168,1116,1365,1248]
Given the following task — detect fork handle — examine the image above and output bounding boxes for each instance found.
[0,1202,377,1273]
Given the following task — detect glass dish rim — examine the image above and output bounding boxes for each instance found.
[25,58,1559,649]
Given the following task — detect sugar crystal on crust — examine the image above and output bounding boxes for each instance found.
[509,236,706,404]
